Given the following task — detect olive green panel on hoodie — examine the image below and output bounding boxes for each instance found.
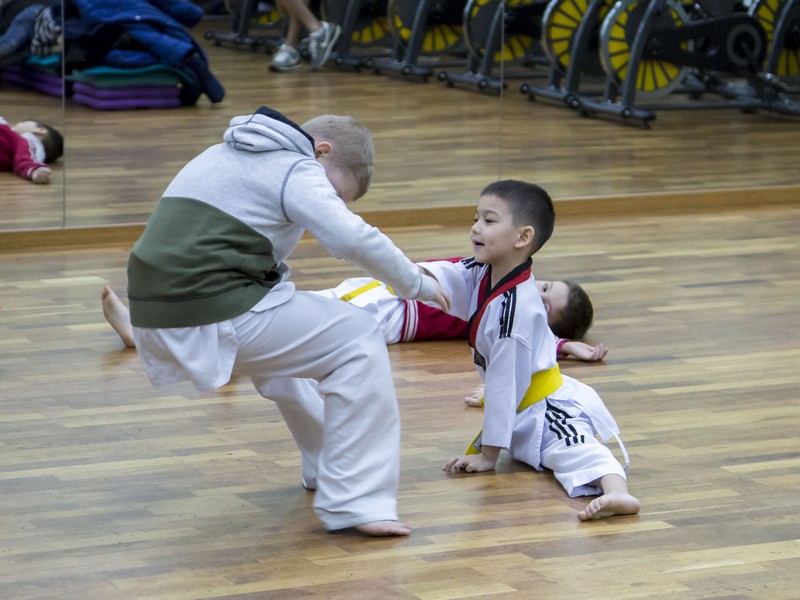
[127,196,281,328]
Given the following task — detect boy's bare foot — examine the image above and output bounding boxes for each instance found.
[464,384,484,407]
[101,285,136,348]
[577,491,640,521]
[353,520,411,536]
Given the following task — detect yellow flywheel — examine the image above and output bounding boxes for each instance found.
[542,0,613,76]
[750,0,800,80]
[599,0,691,98]
[388,0,465,55]
[464,0,542,64]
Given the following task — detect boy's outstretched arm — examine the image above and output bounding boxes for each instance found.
[560,340,608,361]
[443,446,500,472]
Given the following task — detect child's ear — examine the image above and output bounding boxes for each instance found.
[516,225,535,248]
[314,141,332,158]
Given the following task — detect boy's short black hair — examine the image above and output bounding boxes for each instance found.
[550,280,594,340]
[35,121,64,163]
[481,179,555,255]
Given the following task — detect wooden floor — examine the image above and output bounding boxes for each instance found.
[1,201,799,599]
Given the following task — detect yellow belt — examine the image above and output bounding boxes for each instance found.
[338,280,394,302]
[465,364,563,455]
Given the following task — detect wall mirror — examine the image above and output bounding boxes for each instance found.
[1,0,514,233]
[3,1,800,234]
[495,0,800,202]
[1,40,64,230]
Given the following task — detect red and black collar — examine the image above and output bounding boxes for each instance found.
[467,258,532,348]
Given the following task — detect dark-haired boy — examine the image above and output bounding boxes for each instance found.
[430,180,640,521]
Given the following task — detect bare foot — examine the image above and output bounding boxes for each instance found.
[101,285,136,348]
[353,520,412,536]
[464,384,484,408]
[577,492,641,521]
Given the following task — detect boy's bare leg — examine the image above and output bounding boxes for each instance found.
[577,474,640,521]
[101,285,136,348]
[354,521,411,536]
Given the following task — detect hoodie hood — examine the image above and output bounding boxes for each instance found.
[223,106,315,156]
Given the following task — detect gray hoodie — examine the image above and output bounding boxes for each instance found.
[128,107,435,328]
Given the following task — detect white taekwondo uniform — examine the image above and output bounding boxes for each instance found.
[420,257,627,497]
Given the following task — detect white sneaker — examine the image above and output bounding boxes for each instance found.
[269,44,301,72]
[308,21,341,70]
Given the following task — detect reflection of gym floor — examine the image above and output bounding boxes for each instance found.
[1,15,798,237]
[2,202,800,598]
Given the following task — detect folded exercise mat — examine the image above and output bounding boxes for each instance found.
[72,81,180,100]
[72,92,182,110]
[69,64,185,89]
[1,61,65,96]
[66,64,187,109]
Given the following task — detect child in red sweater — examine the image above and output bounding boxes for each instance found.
[0,116,63,183]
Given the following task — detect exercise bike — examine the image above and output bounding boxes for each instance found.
[439,0,548,91]
[371,0,468,80]
[580,0,799,124]
[323,0,394,68]
[521,0,617,106]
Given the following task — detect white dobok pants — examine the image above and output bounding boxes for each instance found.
[231,291,401,530]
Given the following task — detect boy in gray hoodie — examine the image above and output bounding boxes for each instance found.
[127,106,449,537]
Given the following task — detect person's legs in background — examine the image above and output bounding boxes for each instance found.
[269,0,340,72]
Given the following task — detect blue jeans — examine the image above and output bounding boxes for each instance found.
[0,4,45,58]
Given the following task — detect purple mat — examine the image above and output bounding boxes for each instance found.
[5,63,61,80]
[72,92,181,110]
[72,81,179,100]
[2,68,64,97]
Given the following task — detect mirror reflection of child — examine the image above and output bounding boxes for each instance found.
[0,116,63,184]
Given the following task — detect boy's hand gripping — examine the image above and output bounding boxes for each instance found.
[419,268,450,312]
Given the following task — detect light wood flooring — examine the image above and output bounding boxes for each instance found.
[1,201,799,599]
